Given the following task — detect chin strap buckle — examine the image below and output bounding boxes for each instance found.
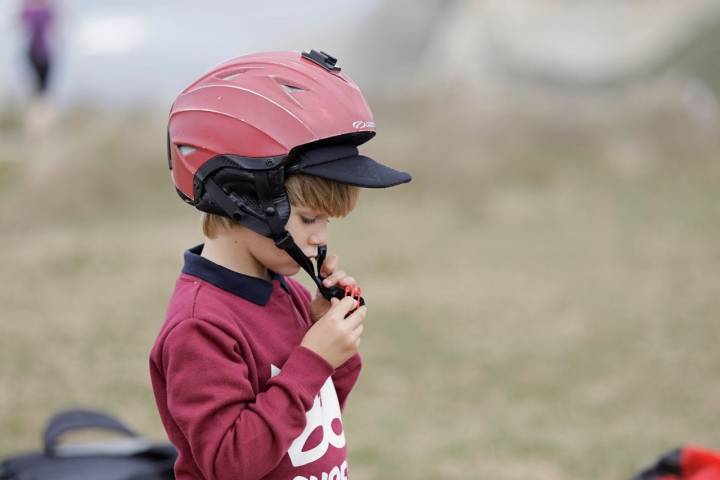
[316,245,366,306]
[344,286,364,312]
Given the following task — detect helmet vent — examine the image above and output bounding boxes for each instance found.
[281,84,304,94]
[179,145,196,156]
[216,68,253,81]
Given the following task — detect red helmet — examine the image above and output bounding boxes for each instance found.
[166,50,410,297]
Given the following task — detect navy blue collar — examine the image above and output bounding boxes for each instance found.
[182,244,286,306]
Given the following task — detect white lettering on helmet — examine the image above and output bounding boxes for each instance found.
[352,121,375,129]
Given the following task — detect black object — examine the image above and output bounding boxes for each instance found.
[301,50,341,72]
[289,145,412,188]
[0,409,176,480]
[316,245,365,307]
[631,447,682,479]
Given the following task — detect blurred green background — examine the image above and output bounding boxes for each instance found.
[2,1,720,479]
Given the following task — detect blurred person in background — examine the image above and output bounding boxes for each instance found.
[20,0,55,131]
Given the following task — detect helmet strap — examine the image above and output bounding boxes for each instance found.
[281,240,361,304]
[253,171,331,292]
[205,171,365,305]
[204,174,331,296]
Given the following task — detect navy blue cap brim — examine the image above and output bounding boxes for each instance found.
[294,146,412,188]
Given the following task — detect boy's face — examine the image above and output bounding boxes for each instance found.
[248,205,329,277]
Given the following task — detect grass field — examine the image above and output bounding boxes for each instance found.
[1,95,719,479]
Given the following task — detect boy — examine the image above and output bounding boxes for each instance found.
[149,50,411,480]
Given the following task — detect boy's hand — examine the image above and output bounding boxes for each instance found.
[309,254,357,323]
[301,296,367,369]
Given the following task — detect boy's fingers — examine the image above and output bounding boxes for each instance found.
[344,306,367,331]
[320,254,339,277]
[350,324,364,343]
[330,296,357,317]
[322,270,347,287]
[338,276,356,288]
[352,319,366,338]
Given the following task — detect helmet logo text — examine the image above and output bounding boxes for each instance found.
[352,121,375,129]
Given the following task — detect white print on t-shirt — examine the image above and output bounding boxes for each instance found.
[292,460,348,480]
[271,364,346,467]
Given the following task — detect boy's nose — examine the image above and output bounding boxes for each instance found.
[308,230,327,246]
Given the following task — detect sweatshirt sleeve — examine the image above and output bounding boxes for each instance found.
[160,318,335,480]
[332,353,362,412]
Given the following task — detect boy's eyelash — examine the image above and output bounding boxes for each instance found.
[300,215,330,225]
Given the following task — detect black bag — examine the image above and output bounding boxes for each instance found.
[0,409,176,480]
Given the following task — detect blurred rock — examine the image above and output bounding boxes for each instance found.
[355,0,720,98]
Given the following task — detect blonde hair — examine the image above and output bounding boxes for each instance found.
[202,174,359,238]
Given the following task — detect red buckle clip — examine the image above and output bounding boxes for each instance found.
[344,285,362,307]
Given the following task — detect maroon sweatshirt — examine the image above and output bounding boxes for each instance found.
[149,245,362,480]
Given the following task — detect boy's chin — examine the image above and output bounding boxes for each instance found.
[273,264,302,277]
